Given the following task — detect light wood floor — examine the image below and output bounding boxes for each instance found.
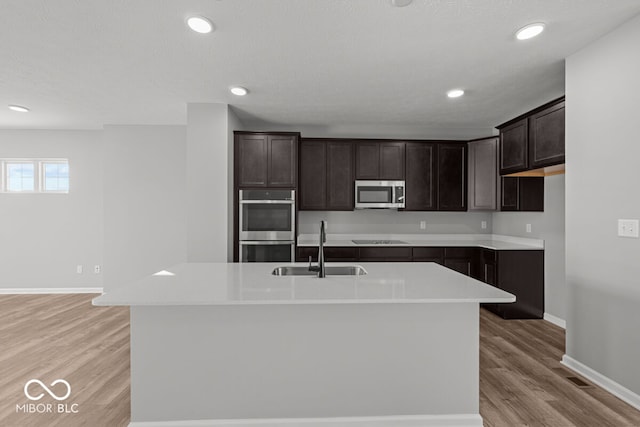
[1,294,639,427]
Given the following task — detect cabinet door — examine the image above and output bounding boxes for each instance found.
[438,144,467,211]
[529,101,565,169]
[499,118,528,175]
[326,142,354,210]
[268,135,297,187]
[444,259,472,276]
[236,134,268,187]
[355,142,380,179]
[500,177,519,211]
[468,138,497,210]
[299,141,327,210]
[405,143,436,211]
[379,142,405,180]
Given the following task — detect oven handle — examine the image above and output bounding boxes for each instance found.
[240,241,295,245]
[239,200,295,204]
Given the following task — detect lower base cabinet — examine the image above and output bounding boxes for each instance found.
[296,245,543,319]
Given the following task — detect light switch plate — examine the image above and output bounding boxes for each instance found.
[420,221,426,230]
[526,224,532,233]
[618,219,639,238]
[481,221,487,230]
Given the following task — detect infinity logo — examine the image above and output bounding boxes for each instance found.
[24,379,71,401]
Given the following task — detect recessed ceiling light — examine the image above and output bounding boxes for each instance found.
[391,0,413,7]
[153,270,175,276]
[516,23,545,40]
[230,86,248,96]
[447,89,465,98]
[187,16,214,34]
[8,105,30,113]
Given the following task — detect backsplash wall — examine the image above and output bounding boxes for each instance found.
[298,210,493,234]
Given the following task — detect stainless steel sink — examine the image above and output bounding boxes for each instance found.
[272,265,368,276]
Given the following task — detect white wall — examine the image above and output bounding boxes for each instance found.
[0,130,103,289]
[186,104,243,263]
[565,14,640,396]
[102,125,187,290]
[492,175,566,321]
[299,210,492,235]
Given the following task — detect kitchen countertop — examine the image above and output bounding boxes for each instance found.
[297,233,544,250]
[92,262,515,306]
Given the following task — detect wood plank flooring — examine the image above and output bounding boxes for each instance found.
[1,294,639,427]
[0,294,129,427]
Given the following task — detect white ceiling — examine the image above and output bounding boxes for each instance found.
[2,0,640,138]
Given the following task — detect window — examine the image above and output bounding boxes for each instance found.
[41,161,70,192]
[1,159,69,193]
[6,162,35,192]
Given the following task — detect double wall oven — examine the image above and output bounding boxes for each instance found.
[238,189,295,262]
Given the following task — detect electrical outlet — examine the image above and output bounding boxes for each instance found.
[618,219,639,238]
[76,265,83,274]
[94,265,101,274]
[526,224,532,233]
[481,221,487,230]
[420,220,426,230]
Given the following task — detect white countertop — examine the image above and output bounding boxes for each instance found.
[297,233,544,250]
[93,262,515,306]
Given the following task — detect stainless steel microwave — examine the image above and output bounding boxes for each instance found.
[354,180,405,209]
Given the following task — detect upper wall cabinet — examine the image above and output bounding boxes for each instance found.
[235,132,299,188]
[498,97,565,175]
[438,143,467,211]
[529,100,565,169]
[299,139,354,211]
[468,137,498,211]
[404,142,467,212]
[404,143,437,211]
[355,141,405,180]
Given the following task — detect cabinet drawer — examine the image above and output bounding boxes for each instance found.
[444,247,476,258]
[359,247,412,261]
[297,247,358,262]
[412,247,444,262]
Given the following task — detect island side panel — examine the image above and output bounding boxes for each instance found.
[130,303,479,423]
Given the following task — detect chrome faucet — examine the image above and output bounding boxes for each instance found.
[308,220,327,278]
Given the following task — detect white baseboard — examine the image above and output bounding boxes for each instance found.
[561,355,640,411]
[543,312,566,329]
[129,414,483,427]
[0,287,103,295]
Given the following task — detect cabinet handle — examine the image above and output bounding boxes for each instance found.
[484,264,488,283]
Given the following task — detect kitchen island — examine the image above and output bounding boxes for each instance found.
[94,262,514,427]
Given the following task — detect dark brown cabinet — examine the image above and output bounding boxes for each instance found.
[483,250,544,319]
[438,144,467,211]
[299,139,354,211]
[499,118,528,175]
[500,177,544,212]
[498,97,565,175]
[529,101,565,169]
[235,132,298,188]
[468,137,498,211]
[404,143,437,211]
[355,141,405,180]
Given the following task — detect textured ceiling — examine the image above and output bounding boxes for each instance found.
[1,0,640,137]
